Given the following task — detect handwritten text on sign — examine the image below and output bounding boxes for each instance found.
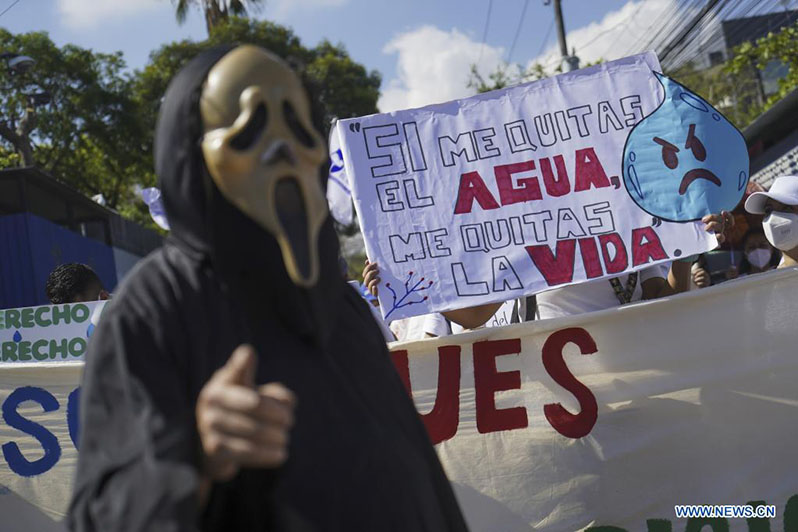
[338,53,715,320]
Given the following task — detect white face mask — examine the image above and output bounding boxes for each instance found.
[763,211,798,251]
[746,248,772,269]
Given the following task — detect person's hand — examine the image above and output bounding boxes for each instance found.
[363,260,380,298]
[725,265,739,280]
[196,345,295,482]
[701,210,734,245]
[691,263,711,288]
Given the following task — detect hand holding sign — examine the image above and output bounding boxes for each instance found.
[196,344,295,482]
[363,260,381,298]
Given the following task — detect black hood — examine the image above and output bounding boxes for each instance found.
[155,46,342,343]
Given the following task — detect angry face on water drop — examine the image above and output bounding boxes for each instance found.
[622,72,749,222]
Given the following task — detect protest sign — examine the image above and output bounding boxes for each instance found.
[0,302,106,364]
[327,124,354,225]
[0,302,106,365]
[389,268,798,531]
[338,52,728,320]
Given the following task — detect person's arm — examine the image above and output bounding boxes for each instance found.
[442,302,503,330]
[656,260,693,297]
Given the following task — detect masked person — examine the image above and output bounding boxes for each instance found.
[745,175,798,269]
[68,45,468,532]
[731,229,780,279]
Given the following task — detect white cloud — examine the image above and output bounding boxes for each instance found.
[530,0,679,73]
[378,25,509,113]
[57,0,162,29]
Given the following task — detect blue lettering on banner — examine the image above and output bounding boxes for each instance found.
[67,387,80,449]
[1,386,62,477]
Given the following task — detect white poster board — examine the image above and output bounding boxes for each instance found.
[338,53,717,320]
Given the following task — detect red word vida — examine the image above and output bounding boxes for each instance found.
[390,327,599,444]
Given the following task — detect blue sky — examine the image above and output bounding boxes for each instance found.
[0,0,688,111]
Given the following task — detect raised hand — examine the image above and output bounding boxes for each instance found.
[701,210,734,245]
[196,345,295,482]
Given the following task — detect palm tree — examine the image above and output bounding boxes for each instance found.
[173,0,264,35]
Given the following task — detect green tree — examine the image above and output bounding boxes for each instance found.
[132,18,380,236]
[467,59,604,94]
[667,62,761,129]
[467,62,551,94]
[133,17,380,159]
[172,0,263,35]
[0,30,151,215]
[0,20,381,232]
[725,21,798,116]
[664,22,798,130]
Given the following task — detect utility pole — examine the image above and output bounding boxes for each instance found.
[553,0,568,57]
[552,0,579,71]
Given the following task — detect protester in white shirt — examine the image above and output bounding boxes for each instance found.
[389,313,451,342]
[535,264,667,319]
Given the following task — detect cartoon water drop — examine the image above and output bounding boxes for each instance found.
[12,330,21,342]
[622,72,749,222]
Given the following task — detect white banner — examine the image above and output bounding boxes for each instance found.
[338,53,722,321]
[0,364,81,528]
[3,272,797,530]
[390,268,798,531]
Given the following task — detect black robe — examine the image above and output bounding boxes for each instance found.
[67,47,469,532]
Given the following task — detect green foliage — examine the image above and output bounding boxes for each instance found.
[133,17,381,145]
[172,0,263,34]
[664,22,798,130]
[305,40,381,124]
[0,18,379,233]
[468,62,554,94]
[726,21,798,113]
[467,59,604,94]
[667,62,762,129]
[0,30,152,215]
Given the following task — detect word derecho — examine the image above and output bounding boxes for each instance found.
[0,304,93,362]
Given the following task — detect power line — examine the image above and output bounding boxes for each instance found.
[661,0,782,70]
[576,0,651,59]
[507,0,531,63]
[635,0,696,57]
[477,0,494,66]
[536,15,556,58]
[664,0,757,69]
[622,0,686,57]
[0,0,21,19]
